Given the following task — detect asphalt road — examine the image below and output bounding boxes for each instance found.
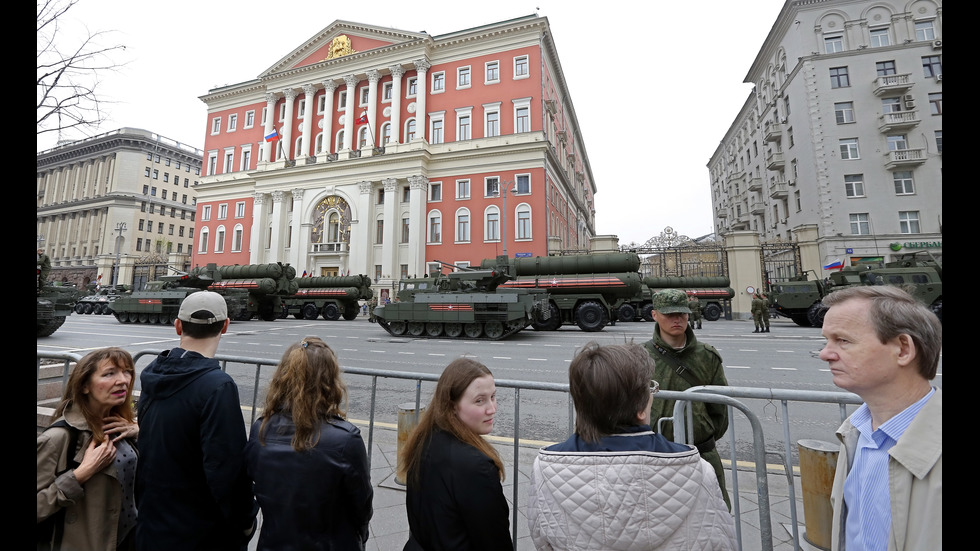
[39,313,943,466]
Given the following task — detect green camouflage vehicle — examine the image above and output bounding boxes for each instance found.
[75,286,129,315]
[37,283,80,337]
[283,275,373,321]
[622,276,735,323]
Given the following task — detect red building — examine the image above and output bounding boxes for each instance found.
[194,16,597,284]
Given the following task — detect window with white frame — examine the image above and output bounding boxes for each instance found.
[431,72,445,93]
[215,226,225,253]
[455,208,470,242]
[381,123,392,145]
[401,217,410,243]
[227,114,237,132]
[232,225,243,252]
[202,205,211,221]
[358,127,369,149]
[407,77,417,97]
[849,213,870,235]
[457,66,471,89]
[515,174,530,194]
[335,130,345,152]
[824,34,844,53]
[428,211,442,243]
[375,218,384,245]
[261,107,267,126]
[359,87,369,106]
[211,117,221,134]
[224,150,234,173]
[899,211,920,233]
[485,206,500,241]
[516,203,532,240]
[245,110,255,129]
[513,97,531,133]
[430,113,445,144]
[218,203,228,220]
[456,107,472,141]
[240,146,251,171]
[870,27,890,47]
[893,171,915,194]
[876,60,897,76]
[485,176,499,197]
[834,102,854,124]
[514,55,529,79]
[295,136,305,158]
[484,103,501,137]
[338,90,347,110]
[297,98,307,119]
[315,95,325,115]
[830,66,849,88]
[881,97,902,113]
[429,182,442,202]
[887,135,908,151]
[279,103,286,121]
[406,119,417,141]
[235,201,246,218]
[839,138,860,159]
[456,179,470,200]
[485,61,500,84]
[207,152,217,176]
[915,20,936,42]
[383,82,393,102]
[199,227,209,253]
[844,174,865,197]
[315,133,325,154]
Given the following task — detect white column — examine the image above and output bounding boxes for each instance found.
[262,94,277,162]
[349,181,373,275]
[249,193,267,262]
[269,190,285,259]
[413,59,430,141]
[289,188,306,269]
[300,84,315,160]
[381,178,398,275]
[389,65,404,144]
[366,70,380,149]
[281,88,297,159]
[342,75,358,151]
[320,80,337,155]
[408,175,428,276]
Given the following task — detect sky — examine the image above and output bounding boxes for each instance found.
[37,0,786,247]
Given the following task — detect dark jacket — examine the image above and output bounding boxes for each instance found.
[135,348,256,551]
[404,428,512,551]
[246,413,373,551]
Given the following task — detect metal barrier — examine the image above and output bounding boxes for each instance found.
[37,349,861,551]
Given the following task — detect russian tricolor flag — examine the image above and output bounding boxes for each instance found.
[264,129,280,142]
[823,259,844,270]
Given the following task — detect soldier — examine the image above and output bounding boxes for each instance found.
[760,293,771,333]
[688,295,703,329]
[37,247,51,291]
[644,288,731,509]
[368,295,378,323]
[751,293,765,333]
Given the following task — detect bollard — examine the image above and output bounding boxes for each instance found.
[395,402,426,485]
[798,439,839,551]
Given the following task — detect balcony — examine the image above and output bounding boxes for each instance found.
[750,201,766,215]
[878,110,920,133]
[312,242,348,253]
[717,210,728,219]
[873,73,913,96]
[769,180,789,199]
[766,150,785,170]
[884,148,927,169]
[747,176,763,192]
[764,120,783,142]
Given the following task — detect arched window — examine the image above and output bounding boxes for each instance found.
[199,227,209,253]
[358,126,370,148]
[294,136,304,159]
[484,205,500,242]
[516,203,532,240]
[214,225,225,253]
[381,123,392,144]
[232,224,244,252]
[406,118,417,141]
[335,129,345,152]
[455,207,470,243]
[315,132,325,154]
[427,210,442,243]
[327,212,340,242]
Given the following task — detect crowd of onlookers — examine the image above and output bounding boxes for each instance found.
[38,286,941,551]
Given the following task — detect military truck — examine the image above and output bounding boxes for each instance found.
[769,251,942,327]
[375,257,550,340]
[283,275,373,320]
[201,263,299,321]
[620,276,735,323]
[482,252,642,332]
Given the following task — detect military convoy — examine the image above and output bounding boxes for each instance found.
[283,275,373,320]
[374,257,550,340]
[769,251,942,327]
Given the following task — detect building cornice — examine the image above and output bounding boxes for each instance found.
[37,128,203,169]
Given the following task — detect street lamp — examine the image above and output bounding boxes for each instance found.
[112,222,127,287]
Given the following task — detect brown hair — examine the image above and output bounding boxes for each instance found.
[569,342,655,442]
[258,337,348,451]
[54,348,136,442]
[398,358,504,485]
[823,286,942,379]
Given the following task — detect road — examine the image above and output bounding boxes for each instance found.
[38,313,942,466]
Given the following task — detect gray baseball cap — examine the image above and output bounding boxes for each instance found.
[178,291,228,324]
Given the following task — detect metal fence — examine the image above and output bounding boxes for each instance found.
[38,350,863,551]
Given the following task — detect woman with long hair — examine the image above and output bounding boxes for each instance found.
[245,337,373,550]
[37,347,140,551]
[400,358,512,551]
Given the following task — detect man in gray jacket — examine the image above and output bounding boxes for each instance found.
[819,286,941,551]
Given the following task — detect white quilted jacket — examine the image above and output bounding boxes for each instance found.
[528,443,737,550]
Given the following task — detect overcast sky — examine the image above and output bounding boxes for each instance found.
[37,0,785,247]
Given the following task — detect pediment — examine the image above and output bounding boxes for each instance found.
[259,20,426,78]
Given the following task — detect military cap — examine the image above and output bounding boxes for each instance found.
[652,288,692,314]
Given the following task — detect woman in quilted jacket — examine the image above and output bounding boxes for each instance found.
[400,358,513,551]
[528,342,737,550]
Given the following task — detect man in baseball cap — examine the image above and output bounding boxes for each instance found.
[177,290,228,325]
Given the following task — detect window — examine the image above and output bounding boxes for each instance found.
[795,190,802,212]
[150,186,157,196]
[227,114,237,131]
[876,61,896,76]
[485,177,499,197]
[406,119,417,141]
[834,102,854,124]
[929,93,942,115]
[163,173,170,183]
[516,174,530,194]
[144,167,151,177]
[514,55,529,78]
[375,219,384,244]
[138,219,145,231]
[882,97,902,114]
[401,218,410,243]
[485,206,500,241]
[516,204,531,240]
[215,226,225,252]
[232,225,243,252]
[430,182,442,201]
[456,108,472,141]
[485,61,499,83]
[402,186,411,203]
[455,209,470,242]
[515,106,530,133]
[377,189,385,205]
[381,123,392,145]
[830,67,849,88]
[431,72,445,93]
[152,170,159,180]
[218,203,228,220]
[179,226,184,237]
[485,106,500,137]
[787,127,794,148]
[893,171,915,194]
[182,194,188,204]
[211,117,221,134]
[224,151,234,173]
[383,82,393,101]
[279,103,286,121]
[887,135,908,151]
[428,212,442,243]
[935,130,942,154]
[870,27,890,47]
[844,174,865,197]
[430,116,444,144]
[202,205,211,221]
[359,88,369,106]
[922,56,942,78]
[456,179,470,199]
[839,138,859,159]
[261,107,267,125]
[824,35,844,53]
[338,90,347,110]
[199,227,209,253]
[915,20,936,41]
[207,153,217,176]
[168,224,174,236]
[407,77,417,97]
[358,127,369,148]
[849,213,870,235]
[899,211,920,234]
[457,66,471,89]
[136,238,142,252]
[244,110,254,128]
[241,147,251,171]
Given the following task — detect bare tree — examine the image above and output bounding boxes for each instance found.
[36,0,125,137]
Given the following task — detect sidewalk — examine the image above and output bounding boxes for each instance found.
[274,422,824,551]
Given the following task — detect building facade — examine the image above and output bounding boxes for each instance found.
[194,16,596,285]
[36,128,203,289]
[709,0,942,277]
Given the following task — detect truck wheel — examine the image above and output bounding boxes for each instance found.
[617,303,636,322]
[343,304,359,320]
[641,304,655,322]
[532,303,561,331]
[323,303,341,321]
[790,313,812,327]
[575,301,607,332]
[807,302,827,328]
[702,303,722,322]
[302,303,319,320]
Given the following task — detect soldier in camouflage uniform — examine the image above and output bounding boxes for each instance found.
[644,288,731,509]
[688,295,702,330]
[37,247,51,292]
[751,294,765,333]
[368,295,378,323]
[760,293,771,332]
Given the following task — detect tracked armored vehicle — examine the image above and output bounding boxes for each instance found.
[75,286,128,315]
[374,258,549,340]
[37,284,80,337]
[283,275,373,321]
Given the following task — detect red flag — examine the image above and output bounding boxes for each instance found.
[356,112,368,125]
